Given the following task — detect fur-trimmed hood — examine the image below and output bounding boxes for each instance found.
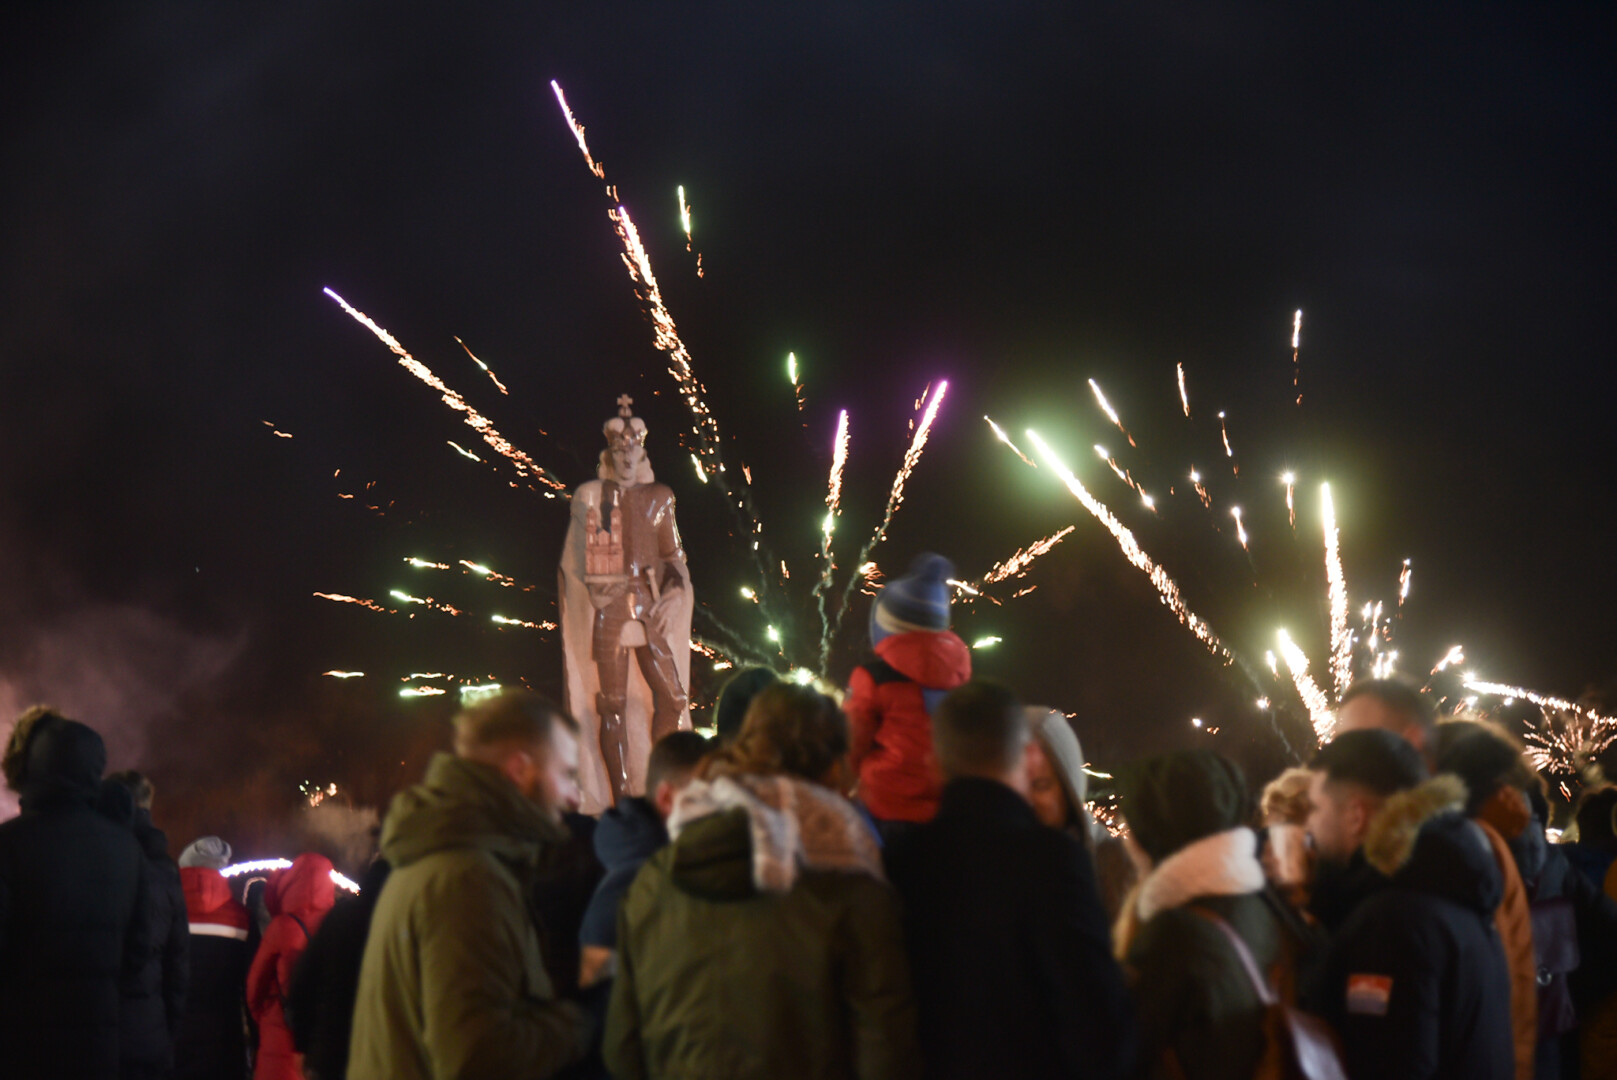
[1113,827,1265,956]
[1363,774,1502,915]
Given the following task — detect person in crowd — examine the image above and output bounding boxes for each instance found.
[1304,728,1513,1079]
[1331,681,1536,1079]
[845,552,971,840]
[284,857,390,1080]
[348,690,590,1080]
[1026,706,1137,920]
[535,807,606,1007]
[604,683,918,1080]
[1115,749,1320,1080]
[1260,766,1316,910]
[579,729,710,990]
[175,836,253,1080]
[1563,785,1617,892]
[1436,721,1617,1080]
[104,769,191,1080]
[885,680,1135,1080]
[246,852,336,1080]
[712,667,777,746]
[1,707,150,1080]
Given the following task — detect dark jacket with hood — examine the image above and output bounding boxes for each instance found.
[346,753,589,1080]
[246,852,336,1080]
[885,776,1136,1080]
[0,717,148,1080]
[99,787,191,1077]
[579,796,666,950]
[285,858,390,1080]
[175,864,252,1080]
[845,629,971,823]
[1306,776,1514,1080]
[605,774,918,1080]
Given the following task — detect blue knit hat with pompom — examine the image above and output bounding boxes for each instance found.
[871,553,955,643]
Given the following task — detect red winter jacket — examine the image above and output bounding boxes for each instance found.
[845,629,971,823]
[246,854,336,1080]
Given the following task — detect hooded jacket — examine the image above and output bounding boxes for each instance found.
[1306,776,1514,1080]
[845,629,971,823]
[111,803,191,1075]
[346,753,588,1080]
[0,717,148,1080]
[285,858,391,1080]
[604,774,918,1080]
[175,865,252,1080]
[246,852,336,1080]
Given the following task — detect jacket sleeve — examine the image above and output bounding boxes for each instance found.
[845,666,880,768]
[841,879,921,1080]
[245,918,286,1023]
[1030,834,1137,1080]
[162,869,190,1034]
[602,902,646,1080]
[416,870,588,1079]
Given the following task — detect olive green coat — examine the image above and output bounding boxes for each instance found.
[347,753,588,1080]
[604,807,919,1080]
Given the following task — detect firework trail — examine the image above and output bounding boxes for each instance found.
[1190,468,1211,509]
[447,441,483,462]
[677,185,704,277]
[314,592,397,615]
[453,336,510,395]
[1397,559,1412,610]
[826,409,851,516]
[550,81,604,179]
[1276,629,1335,741]
[1177,364,1191,418]
[1229,506,1249,551]
[405,557,451,570]
[492,614,556,630]
[1291,309,1303,405]
[1217,412,1236,474]
[812,409,854,665]
[1088,379,1136,447]
[984,416,1036,467]
[388,590,465,617]
[1321,483,1352,697]
[787,353,807,415]
[1282,472,1296,530]
[323,289,566,495]
[980,526,1077,585]
[322,671,365,679]
[1430,645,1465,674]
[262,420,294,439]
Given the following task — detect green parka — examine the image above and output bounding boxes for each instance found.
[604,802,920,1080]
[347,753,588,1080]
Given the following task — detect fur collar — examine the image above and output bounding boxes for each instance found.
[1136,826,1265,921]
[1362,775,1466,877]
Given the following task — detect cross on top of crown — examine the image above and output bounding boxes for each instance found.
[617,394,634,418]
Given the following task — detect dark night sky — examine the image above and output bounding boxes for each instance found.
[2,3,1613,846]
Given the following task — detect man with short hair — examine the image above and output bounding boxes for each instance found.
[1333,677,1438,763]
[1304,728,1513,1080]
[348,691,591,1080]
[885,681,1135,1080]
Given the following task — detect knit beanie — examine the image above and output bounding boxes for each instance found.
[180,835,233,870]
[1027,707,1088,811]
[1120,749,1249,863]
[872,553,954,642]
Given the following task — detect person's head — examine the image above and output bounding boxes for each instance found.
[712,667,779,746]
[645,730,710,819]
[1432,720,1545,832]
[1260,767,1314,827]
[933,680,1029,793]
[453,691,581,821]
[1307,728,1428,865]
[1573,785,1617,852]
[1334,678,1437,761]
[179,836,233,870]
[3,705,66,794]
[1024,707,1086,831]
[870,552,954,645]
[1119,749,1249,865]
[106,769,155,811]
[702,683,849,788]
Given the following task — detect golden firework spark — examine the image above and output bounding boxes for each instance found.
[1218,411,1235,467]
[313,592,396,614]
[1276,629,1334,741]
[1430,645,1466,674]
[447,441,483,462]
[981,526,1077,585]
[262,420,294,439]
[1230,506,1249,550]
[322,671,365,679]
[549,80,604,179]
[491,614,556,630]
[1398,559,1412,609]
[866,381,949,549]
[1281,471,1296,529]
[984,416,1036,468]
[1177,363,1190,418]
[453,336,510,396]
[1320,483,1352,697]
[1291,309,1303,405]
[323,288,565,494]
[787,353,806,414]
[826,410,851,515]
[1088,379,1136,447]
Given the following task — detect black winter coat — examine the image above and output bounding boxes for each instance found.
[115,806,191,1076]
[1307,785,1514,1080]
[0,719,147,1080]
[885,777,1136,1080]
[286,859,390,1080]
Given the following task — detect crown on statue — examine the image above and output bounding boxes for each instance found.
[604,394,648,448]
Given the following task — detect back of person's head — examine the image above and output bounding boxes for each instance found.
[1120,749,1249,863]
[1574,785,1617,851]
[1311,727,1428,797]
[3,705,67,793]
[453,690,578,764]
[712,667,779,746]
[933,680,1027,781]
[1336,677,1437,748]
[701,683,848,784]
[646,730,710,794]
[1433,720,1543,818]
[8,710,107,803]
[106,769,155,810]
[1261,766,1314,827]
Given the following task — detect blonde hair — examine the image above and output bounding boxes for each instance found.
[1261,767,1314,826]
[3,705,67,793]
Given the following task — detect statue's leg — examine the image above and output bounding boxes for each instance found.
[635,633,689,743]
[595,647,632,806]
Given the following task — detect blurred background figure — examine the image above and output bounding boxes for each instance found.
[175,836,252,1080]
[246,853,336,1080]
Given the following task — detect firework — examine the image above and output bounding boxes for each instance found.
[492,614,556,630]
[1230,506,1249,550]
[447,441,483,462]
[1320,484,1352,697]
[1217,412,1235,468]
[1190,468,1211,508]
[387,590,464,617]
[323,288,566,495]
[549,81,604,179]
[1398,559,1412,609]
[984,416,1036,468]
[405,557,450,570]
[1088,379,1136,447]
[262,420,294,439]
[787,353,806,414]
[453,336,510,396]
[1430,645,1465,674]
[1281,472,1296,529]
[1176,363,1190,418]
[1291,309,1303,405]
[980,526,1077,585]
[322,671,365,679]
[314,592,397,615]
[826,410,851,515]
[972,636,1004,649]
[1276,629,1334,741]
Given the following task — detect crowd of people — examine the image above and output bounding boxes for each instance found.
[3,557,1617,1080]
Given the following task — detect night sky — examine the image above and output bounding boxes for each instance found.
[3,4,1613,852]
